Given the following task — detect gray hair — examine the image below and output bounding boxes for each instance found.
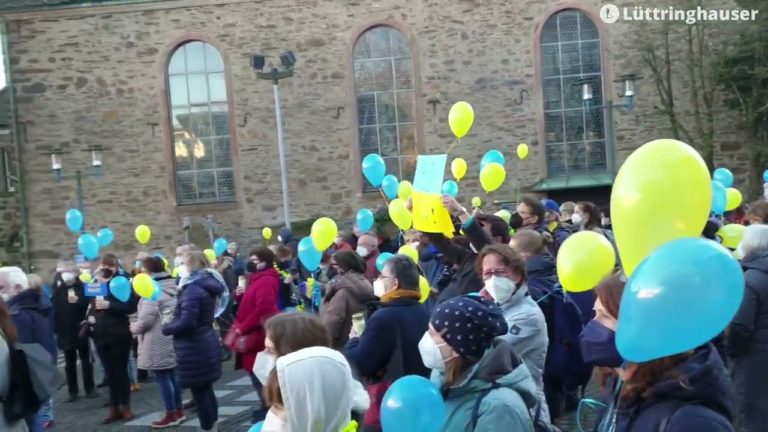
[740,224,768,258]
[0,266,29,294]
[384,255,419,292]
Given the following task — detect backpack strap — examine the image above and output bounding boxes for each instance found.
[470,382,500,430]
[656,400,705,432]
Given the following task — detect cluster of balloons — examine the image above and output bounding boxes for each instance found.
[555,138,743,363]
[478,149,506,193]
[297,217,339,272]
[711,167,742,215]
[66,208,116,261]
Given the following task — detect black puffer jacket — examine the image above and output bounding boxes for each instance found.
[728,251,768,357]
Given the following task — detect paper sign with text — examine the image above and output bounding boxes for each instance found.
[413,154,448,194]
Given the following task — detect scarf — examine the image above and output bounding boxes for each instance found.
[381,289,421,304]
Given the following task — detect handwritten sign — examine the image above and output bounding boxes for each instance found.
[413,154,448,194]
[84,282,108,297]
[412,191,454,237]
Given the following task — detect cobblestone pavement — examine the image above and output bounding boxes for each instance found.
[51,353,597,431]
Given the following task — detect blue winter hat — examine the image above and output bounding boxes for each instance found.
[430,295,508,360]
[541,198,560,214]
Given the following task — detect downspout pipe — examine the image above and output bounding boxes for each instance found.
[2,21,32,271]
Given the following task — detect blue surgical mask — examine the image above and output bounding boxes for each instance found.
[579,320,623,368]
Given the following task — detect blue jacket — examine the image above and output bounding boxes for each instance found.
[432,340,537,432]
[163,273,225,388]
[345,296,429,380]
[730,251,768,356]
[9,289,57,362]
[596,344,734,432]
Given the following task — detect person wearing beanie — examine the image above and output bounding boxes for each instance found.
[420,295,538,431]
[541,198,573,257]
[475,244,551,423]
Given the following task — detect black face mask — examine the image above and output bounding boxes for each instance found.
[509,212,524,230]
[100,268,114,279]
[246,261,259,273]
[326,266,339,279]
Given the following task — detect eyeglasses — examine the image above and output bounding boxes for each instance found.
[482,268,512,281]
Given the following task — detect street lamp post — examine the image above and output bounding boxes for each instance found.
[251,51,296,230]
[46,145,106,232]
[574,74,639,174]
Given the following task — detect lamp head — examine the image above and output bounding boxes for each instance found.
[280,51,296,69]
[250,54,266,71]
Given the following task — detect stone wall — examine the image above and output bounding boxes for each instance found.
[0,193,20,265]
[2,0,755,272]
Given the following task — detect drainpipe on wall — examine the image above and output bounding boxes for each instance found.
[2,21,32,271]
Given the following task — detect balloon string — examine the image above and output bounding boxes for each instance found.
[446,138,459,155]
[378,189,390,206]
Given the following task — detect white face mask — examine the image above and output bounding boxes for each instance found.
[0,292,10,302]
[571,213,584,226]
[373,278,387,297]
[418,332,450,371]
[410,241,420,249]
[173,256,184,267]
[253,351,276,385]
[277,235,283,243]
[263,408,286,432]
[177,265,190,279]
[356,246,370,258]
[484,276,516,304]
[61,272,75,284]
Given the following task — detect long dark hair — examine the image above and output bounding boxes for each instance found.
[577,201,602,230]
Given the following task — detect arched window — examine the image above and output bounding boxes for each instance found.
[167,41,235,204]
[540,10,606,178]
[353,26,418,190]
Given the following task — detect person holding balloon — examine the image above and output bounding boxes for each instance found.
[727,225,768,432]
[92,254,138,424]
[230,247,281,423]
[130,256,185,429]
[162,250,226,432]
[581,274,735,432]
[421,295,538,431]
[254,313,368,431]
[475,244,551,422]
[51,261,97,403]
[319,252,376,350]
[345,255,430,432]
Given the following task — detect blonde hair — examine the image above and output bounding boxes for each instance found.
[185,250,211,272]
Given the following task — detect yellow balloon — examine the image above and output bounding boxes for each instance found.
[262,227,273,240]
[132,273,154,299]
[162,258,169,271]
[418,276,430,303]
[611,139,711,276]
[516,143,529,160]
[718,224,745,249]
[495,210,511,224]
[726,188,742,211]
[471,197,482,208]
[79,271,92,283]
[311,217,338,251]
[135,224,151,245]
[451,158,468,182]
[388,198,413,230]
[171,267,180,278]
[397,181,413,201]
[398,245,419,263]
[557,231,616,293]
[448,101,475,139]
[479,162,506,193]
[508,228,516,236]
[204,248,216,263]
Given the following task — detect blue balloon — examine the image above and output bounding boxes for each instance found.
[356,209,375,232]
[763,170,768,184]
[213,237,228,257]
[442,180,459,197]
[65,209,84,234]
[616,238,744,363]
[298,236,322,272]
[110,276,131,302]
[362,153,386,188]
[96,227,114,248]
[77,233,100,261]
[480,150,505,171]
[711,180,727,215]
[713,167,734,188]
[376,252,394,272]
[381,175,399,200]
[248,421,264,432]
[215,285,230,318]
[381,375,446,432]
[149,280,162,302]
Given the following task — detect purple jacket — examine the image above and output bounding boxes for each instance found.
[162,273,224,388]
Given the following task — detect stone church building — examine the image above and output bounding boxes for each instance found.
[0,0,756,271]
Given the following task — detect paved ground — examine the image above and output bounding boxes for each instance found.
[51,352,595,431]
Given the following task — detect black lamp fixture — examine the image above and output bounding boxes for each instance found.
[279,50,296,69]
[250,54,266,71]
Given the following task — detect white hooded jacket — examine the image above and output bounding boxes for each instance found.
[263,346,366,432]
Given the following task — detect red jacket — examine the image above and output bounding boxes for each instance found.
[234,267,280,372]
[364,251,381,282]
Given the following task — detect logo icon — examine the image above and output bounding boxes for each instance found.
[600,4,621,24]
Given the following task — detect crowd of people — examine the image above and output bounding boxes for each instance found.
[0,193,766,432]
